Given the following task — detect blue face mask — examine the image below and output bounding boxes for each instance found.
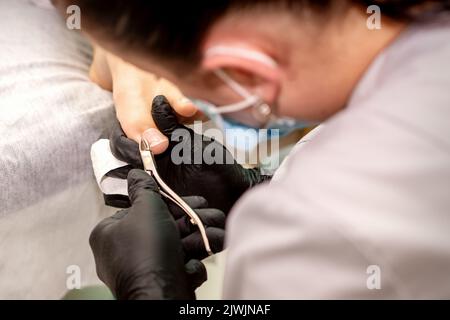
[190,69,316,151]
[191,98,313,152]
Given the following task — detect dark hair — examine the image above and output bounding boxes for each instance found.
[54,0,450,67]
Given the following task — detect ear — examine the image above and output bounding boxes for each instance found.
[201,44,281,105]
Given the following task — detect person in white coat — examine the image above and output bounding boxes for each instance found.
[53,0,450,299]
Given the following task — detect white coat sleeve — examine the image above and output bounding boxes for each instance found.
[223,109,450,299]
[223,19,450,299]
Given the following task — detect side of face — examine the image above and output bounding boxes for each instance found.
[82,5,405,124]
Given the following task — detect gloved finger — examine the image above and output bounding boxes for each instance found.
[184,196,209,210]
[184,259,207,290]
[151,95,184,137]
[167,196,209,219]
[109,120,143,168]
[176,208,226,238]
[126,170,177,231]
[195,208,226,229]
[127,169,160,204]
[182,227,225,260]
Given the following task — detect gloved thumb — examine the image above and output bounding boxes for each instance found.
[151,95,184,138]
[127,169,160,204]
[109,119,143,168]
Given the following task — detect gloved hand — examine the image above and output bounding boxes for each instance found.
[103,179,226,262]
[108,95,271,214]
[90,169,214,300]
[166,196,225,260]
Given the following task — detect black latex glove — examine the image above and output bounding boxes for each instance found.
[166,196,225,260]
[103,185,226,262]
[108,95,271,213]
[90,169,207,300]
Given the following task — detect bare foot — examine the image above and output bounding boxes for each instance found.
[89,47,113,91]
